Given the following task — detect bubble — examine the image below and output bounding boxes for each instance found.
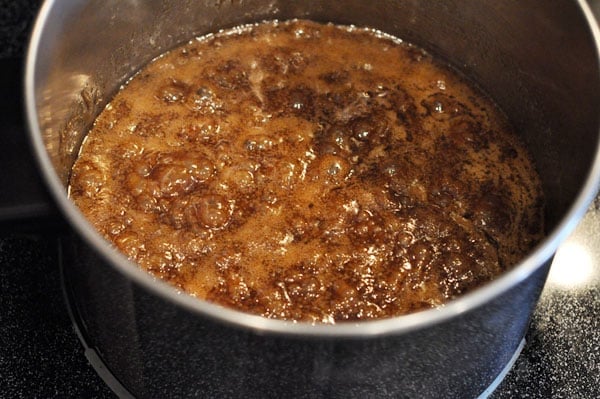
[221,166,255,193]
[189,86,224,113]
[349,114,389,151]
[75,167,104,196]
[157,79,190,104]
[136,193,159,213]
[186,158,215,183]
[144,153,215,198]
[421,93,468,120]
[244,135,274,151]
[186,194,232,228]
[154,164,196,197]
[213,59,249,90]
[314,124,350,156]
[314,154,352,184]
[397,231,414,247]
[328,163,342,176]
[288,86,315,116]
[352,118,374,141]
[107,218,128,236]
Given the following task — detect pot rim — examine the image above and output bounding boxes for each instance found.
[24,0,600,337]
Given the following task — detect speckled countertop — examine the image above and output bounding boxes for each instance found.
[1,1,599,398]
[493,197,600,398]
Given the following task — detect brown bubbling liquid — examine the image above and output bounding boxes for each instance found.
[69,20,544,323]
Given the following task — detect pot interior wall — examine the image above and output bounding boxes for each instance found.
[31,0,600,233]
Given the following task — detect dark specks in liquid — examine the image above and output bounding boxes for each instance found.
[69,20,544,323]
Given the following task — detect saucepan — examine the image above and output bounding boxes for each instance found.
[24,0,600,397]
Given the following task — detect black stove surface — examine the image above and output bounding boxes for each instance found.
[1,1,599,397]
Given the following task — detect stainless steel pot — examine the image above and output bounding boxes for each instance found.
[25,0,600,397]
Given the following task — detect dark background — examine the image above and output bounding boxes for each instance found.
[0,0,113,396]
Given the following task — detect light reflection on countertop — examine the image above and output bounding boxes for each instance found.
[493,196,600,398]
[546,209,600,290]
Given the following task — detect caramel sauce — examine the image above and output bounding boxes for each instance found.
[69,20,544,322]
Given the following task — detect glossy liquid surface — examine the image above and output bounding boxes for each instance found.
[70,20,544,322]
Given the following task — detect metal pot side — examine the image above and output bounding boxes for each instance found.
[25,0,600,397]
